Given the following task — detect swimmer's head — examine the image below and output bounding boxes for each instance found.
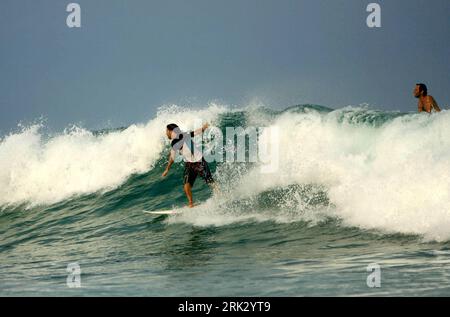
[414,83,428,98]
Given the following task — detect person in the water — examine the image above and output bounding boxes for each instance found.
[162,123,215,208]
[414,83,441,113]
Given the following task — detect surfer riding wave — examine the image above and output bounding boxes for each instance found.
[162,123,216,208]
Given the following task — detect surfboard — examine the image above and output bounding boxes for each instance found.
[143,210,182,215]
[143,203,202,215]
[143,203,203,215]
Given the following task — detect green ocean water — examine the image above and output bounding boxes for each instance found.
[1,105,450,296]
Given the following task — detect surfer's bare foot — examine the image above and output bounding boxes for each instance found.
[188,202,195,208]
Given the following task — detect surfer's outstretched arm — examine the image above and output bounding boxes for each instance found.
[192,123,210,136]
[162,150,175,177]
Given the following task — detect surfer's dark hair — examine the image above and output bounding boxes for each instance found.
[416,83,428,96]
[166,124,179,131]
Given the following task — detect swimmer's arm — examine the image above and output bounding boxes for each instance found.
[192,123,210,136]
[162,150,176,177]
[430,96,441,112]
[418,101,424,113]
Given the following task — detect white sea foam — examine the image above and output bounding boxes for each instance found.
[225,107,450,241]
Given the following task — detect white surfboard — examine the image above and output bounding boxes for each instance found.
[143,210,182,215]
[144,210,182,215]
[143,204,201,215]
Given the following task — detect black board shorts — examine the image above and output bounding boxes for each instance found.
[183,158,214,186]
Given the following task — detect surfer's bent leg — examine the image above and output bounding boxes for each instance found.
[183,162,197,207]
[183,183,194,208]
[183,160,215,207]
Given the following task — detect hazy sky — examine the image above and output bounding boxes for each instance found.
[1,0,449,133]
